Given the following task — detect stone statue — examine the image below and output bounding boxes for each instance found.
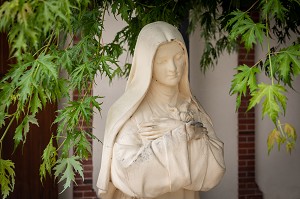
[97,21,225,199]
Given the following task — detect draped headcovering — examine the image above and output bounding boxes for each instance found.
[96,21,210,199]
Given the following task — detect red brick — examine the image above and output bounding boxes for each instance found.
[247,124,255,130]
[239,137,247,142]
[74,191,83,197]
[239,124,248,131]
[239,112,247,118]
[74,184,92,191]
[84,171,93,178]
[82,159,92,165]
[239,142,254,148]
[84,165,93,171]
[240,189,257,195]
[247,172,255,177]
[239,177,255,183]
[84,191,97,197]
[239,160,247,166]
[247,136,255,142]
[247,183,258,189]
[239,154,255,160]
[239,172,247,177]
[248,149,255,154]
[75,178,84,184]
[239,166,255,171]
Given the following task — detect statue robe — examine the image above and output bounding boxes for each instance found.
[110,92,225,199]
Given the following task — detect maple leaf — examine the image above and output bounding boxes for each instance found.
[0,0,18,30]
[0,159,15,199]
[74,131,92,160]
[261,0,288,23]
[267,128,281,154]
[30,90,42,116]
[230,65,260,109]
[268,123,297,154]
[284,123,297,140]
[35,53,58,80]
[54,156,84,193]
[40,136,57,182]
[225,10,266,51]
[13,115,39,150]
[273,44,300,86]
[249,83,287,124]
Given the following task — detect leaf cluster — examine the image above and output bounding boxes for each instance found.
[0,0,118,196]
[267,123,297,154]
[228,0,300,154]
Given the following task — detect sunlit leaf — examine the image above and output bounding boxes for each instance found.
[40,136,58,182]
[225,10,266,50]
[284,123,297,140]
[267,128,280,154]
[249,83,287,124]
[230,64,260,109]
[54,156,83,193]
[0,159,15,199]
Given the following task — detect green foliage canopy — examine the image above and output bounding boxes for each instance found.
[0,0,299,197]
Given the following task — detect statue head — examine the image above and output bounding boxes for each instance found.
[152,41,186,88]
[126,21,190,97]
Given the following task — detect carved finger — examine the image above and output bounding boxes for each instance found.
[139,130,163,136]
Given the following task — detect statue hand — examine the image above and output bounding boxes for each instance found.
[138,118,184,140]
[186,121,208,140]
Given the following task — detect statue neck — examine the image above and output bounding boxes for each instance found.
[148,80,179,107]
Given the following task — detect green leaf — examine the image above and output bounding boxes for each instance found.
[0,159,15,199]
[13,115,39,150]
[8,24,38,58]
[34,53,58,80]
[17,69,34,104]
[261,0,288,22]
[13,123,24,151]
[0,0,21,30]
[35,0,60,34]
[40,136,58,182]
[74,132,91,159]
[273,44,300,86]
[0,111,5,128]
[249,83,287,124]
[226,10,266,50]
[267,128,280,154]
[54,156,83,193]
[230,64,260,109]
[30,89,42,116]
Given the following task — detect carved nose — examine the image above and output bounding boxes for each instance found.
[168,59,177,73]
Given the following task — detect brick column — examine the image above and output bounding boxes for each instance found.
[238,46,263,199]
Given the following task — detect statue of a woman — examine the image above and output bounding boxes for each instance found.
[97,21,225,199]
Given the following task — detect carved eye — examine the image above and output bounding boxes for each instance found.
[156,58,167,64]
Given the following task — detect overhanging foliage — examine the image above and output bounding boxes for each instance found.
[0,0,299,197]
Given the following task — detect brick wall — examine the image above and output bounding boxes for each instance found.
[238,45,263,199]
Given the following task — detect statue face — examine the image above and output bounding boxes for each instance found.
[152,41,185,87]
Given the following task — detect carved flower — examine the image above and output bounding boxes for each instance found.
[168,102,194,122]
